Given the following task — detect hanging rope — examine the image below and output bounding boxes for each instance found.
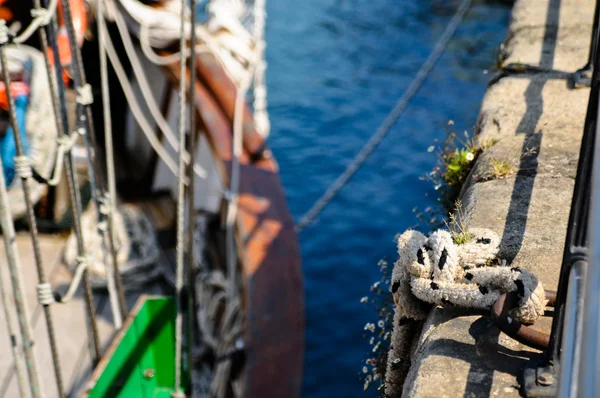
[12,0,58,44]
[295,0,473,233]
[97,0,128,318]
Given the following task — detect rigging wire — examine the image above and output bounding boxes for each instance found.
[44,0,102,362]
[173,0,189,393]
[295,0,473,233]
[59,0,124,330]
[186,0,198,389]
[98,0,128,318]
[0,24,44,398]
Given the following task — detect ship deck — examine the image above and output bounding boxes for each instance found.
[0,202,178,398]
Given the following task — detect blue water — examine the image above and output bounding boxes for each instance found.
[265,0,511,396]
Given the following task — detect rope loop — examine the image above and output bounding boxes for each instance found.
[76,84,94,105]
[0,20,10,45]
[14,156,32,179]
[56,132,79,151]
[36,283,55,306]
[30,8,52,26]
[48,132,80,186]
[98,194,111,216]
[56,255,92,304]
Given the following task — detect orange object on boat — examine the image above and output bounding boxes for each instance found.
[0,82,30,111]
[48,0,88,83]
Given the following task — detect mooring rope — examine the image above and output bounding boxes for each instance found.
[295,0,473,233]
[384,228,547,395]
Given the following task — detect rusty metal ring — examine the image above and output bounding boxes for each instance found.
[490,290,556,351]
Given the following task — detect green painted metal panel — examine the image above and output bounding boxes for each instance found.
[87,297,188,398]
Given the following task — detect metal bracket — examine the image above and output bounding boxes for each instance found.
[522,360,558,397]
[573,65,593,88]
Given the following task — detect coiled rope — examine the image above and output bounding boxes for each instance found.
[295,0,473,233]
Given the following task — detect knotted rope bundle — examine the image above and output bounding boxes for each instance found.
[384,228,547,396]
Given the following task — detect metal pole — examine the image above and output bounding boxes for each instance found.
[576,62,600,398]
[556,260,587,397]
[547,12,600,364]
[186,0,198,385]
[43,0,102,363]
[0,24,43,397]
[174,0,189,393]
[59,0,124,328]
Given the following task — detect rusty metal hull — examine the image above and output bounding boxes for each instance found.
[164,56,305,398]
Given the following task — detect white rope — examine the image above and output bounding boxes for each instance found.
[56,255,91,304]
[47,132,78,186]
[97,1,124,323]
[76,83,94,106]
[11,0,58,44]
[139,23,211,66]
[14,156,33,179]
[108,2,209,179]
[295,0,474,233]
[251,0,269,137]
[100,15,218,187]
[36,283,55,306]
[0,20,9,45]
[384,228,547,395]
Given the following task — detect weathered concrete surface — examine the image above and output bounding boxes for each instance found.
[403,0,593,396]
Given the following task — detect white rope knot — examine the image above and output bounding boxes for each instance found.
[76,84,94,106]
[385,228,547,394]
[30,8,52,26]
[56,132,79,151]
[57,255,93,304]
[0,20,10,45]
[97,219,108,233]
[48,132,80,186]
[391,228,547,323]
[14,156,32,179]
[98,194,111,216]
[36,283,55,305]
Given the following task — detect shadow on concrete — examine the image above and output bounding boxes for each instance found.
[464,0,562,395]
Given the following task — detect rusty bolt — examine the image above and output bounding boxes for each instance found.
[143,368,156,380]
[537,372,554,386]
